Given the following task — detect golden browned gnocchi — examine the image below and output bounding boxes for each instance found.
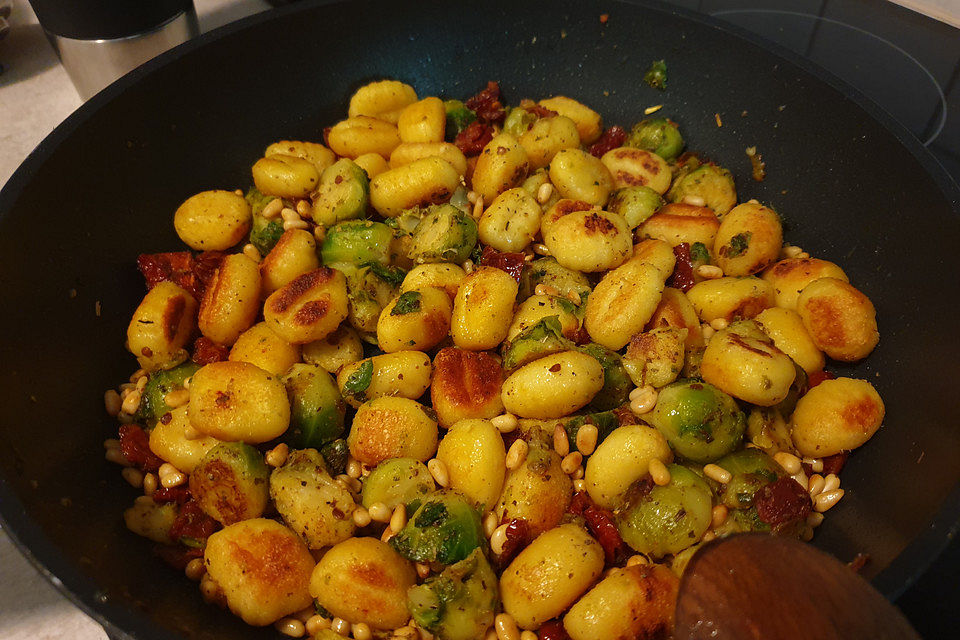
[112,79,888,640]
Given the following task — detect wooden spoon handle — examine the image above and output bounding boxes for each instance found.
[674,534,921,640]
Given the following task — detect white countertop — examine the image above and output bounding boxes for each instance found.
[0,3,270,636]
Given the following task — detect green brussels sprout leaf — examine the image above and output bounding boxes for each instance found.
[644,60,668,90]
[391,291,422,316]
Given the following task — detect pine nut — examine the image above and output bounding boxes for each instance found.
[505,439,529,470]
[104,390,122,416]
[121,467,144,488]
[629,385,658,415]
[536,182,554,204]
[160,470,186,488]
[649,458,671,486]
[485,630,499,640]
[185,557,206,581]
[703,463,732,484]
[492,413,518,433]
[296,199,311,217]
[261,198,283,219]
[352,506,372,528]
[803,457,824,473]
[575,424,598,455]
[368,502,392,523]
[280,207,300,222]
[701,324,715,340]
[573,478,587,492]
[532,243,551,256]
[265,443,290,468]
[712,504,729,528]
[353,622,372,640]
[807,512,825,528]
[490,524,509,555]
[381,526,395,543]
[822,473,841,493]
[331,617,350,636]
[807,474,825,498]
[416,562,432,579]
[472,194,484,219]
[553,424,570,456]
[182,424,202,440]
[305,615,331,635]
[774,452,803,476]
[346,457,363,479]
[103,438,121,450]
[121,389,142,415]
[626,554,648,567]
[782,244,804,258]
[105,448,131,467]
[520,631,538,640]
[390,504,407,532]
[428,458,450,487]
[534,283,560,297]
[561,452,582,475]
[313,224,326,243]
[702,530,717,542]
[467,190,479,204]
[696,264,723,279]
[242,243,262,262]
[495,613,520,640]
[462,259,475,273]
[796,251,810,259]
[142,473,158,496]
[163,388,191,409]
[483,511,499,538]
[709,317,728,331]
[283,219,310,231]
[814,488,844,512]
[135,375,149,391]
[682,195,706,207]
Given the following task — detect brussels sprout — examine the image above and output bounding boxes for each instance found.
[668,164,737,216]
[245,187,285,255]
[643,59,668,90]
[136,360,200,424]
[361,457,435,513]
[615,464,712,557]
[626,118,685,161]
[689,241,710,266]
[408,204,478,264]
[501,315,575,371]
[311,158,370,226]
[645,379,745,463]
[519,257,592,305]
[270,448,356,548]
[444,100,477,140]
[189,442,270,525]
[283,363,346,449]
[503,107,537,137]
[709,448,784,510]
[682,346,705,380]
[321,219,393,271]
[579,343,632,411]
[606,186,663,228]
[390,490,484,565]
[407,548,499,640]
[746,407,794,453]
[563,410,620,452]
[320,438,349,475]
[346,264,403,335]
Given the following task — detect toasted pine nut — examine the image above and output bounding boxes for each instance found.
[428,458,450,487]
[103,438,121,450]
[490,524,509,555]
[561,452,583,475]
[492,413,518,433]
[163,388,191,409]
[807,512,825,528]
[121,390,142,415]
[283,219,310,231]
[242,243,262,262]
[553,424,570,456]
[352,506,372,528]
[472,194,485,219]
[275,617,305,637]
[649,458,671,486]
[346,457,363,479]
[368,502,392,523]
[682,195,706,207]
[505,439,529,470]
[703,463,732,484]
[803,457,824,473]
[696,264,723,279]
[814,488,844,512]
[536,182,554,204]
[265,443,290,468]
[626,554,648,567]
[313,224,326,243]
[483,511,499,538]
[532,243,551,256]
[534,283,560,297]
[185,557,206,581]
[305,615,331,635]
[629,385,658,415]
[261,198,283,219]
[822,473,841,493]
[462,259,474,273]
[352,622,372,640]
[416,562,432,578]
[520,631,538,640]
[575,424,598,455]
[390,504,407,532]
[782,244,804,258]
[142,473,158,496]
[330,617,350,636]
[105,448,131,467]
[121,467,144,488]
[808,474,825,498]
[774,452,803,475]
[709,317,728,331]
[104,390,122,416]
[712,504,729,528]
[495,613,520,640]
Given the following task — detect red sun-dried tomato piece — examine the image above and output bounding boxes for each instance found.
[496,518,531,568]
[821,451,850,476]
[152,484,191,505]
[807,370,836,388]
[539,620,571,640]
[454,121,495,156]
[154,544,204,571]
[118,424,165,472]
[170,499,219,543]
[668,242,696,292]
[192,336,230,365]
[479,246,526,282]
[754,476,812,530]
[588,125,627,158]
[465,81,506,123]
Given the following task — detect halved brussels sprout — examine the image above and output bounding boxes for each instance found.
[137,360,200,425]
[346,265,403,336]
[407,548,499,640]
[616,464,712,557]
[319,438,349,476]
[361,457,435,513]
[444,100,477,140]
[709,448,784,510]
[311,158,370,226]
[519,257,592,305]
[580,343,632,411]
[645,379,745,463]
[607,186,663,228]
[408,204,479,264]
[190,442,270,525]
[389,490,484,565]
[626,118,684,161]
[283,363,346,449]
[246,187,285,255]
[321,219,393,271]
[501,315,575,371]
[668,164,737,216]
[503,107,537,138]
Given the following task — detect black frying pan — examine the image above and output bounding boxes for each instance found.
[1,1,959,638]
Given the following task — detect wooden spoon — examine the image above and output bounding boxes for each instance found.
[674,533,921,640]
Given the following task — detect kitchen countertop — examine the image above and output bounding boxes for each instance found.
[0,3,270,637]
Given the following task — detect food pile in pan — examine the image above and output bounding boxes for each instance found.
[106,79,884,640]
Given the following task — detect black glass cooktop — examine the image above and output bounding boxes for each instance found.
[659,0,960,636]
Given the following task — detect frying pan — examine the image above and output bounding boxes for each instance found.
[1,1,958,638]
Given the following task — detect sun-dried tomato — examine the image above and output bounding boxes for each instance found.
[668,242,696,292]
[848,552,870,573]
[807,370,835,388]
[568,491,626,563]
[465,81,506,123]
[170,499,219,543]
[479,246,526,282]
[193,251,226,292]
[136,250,225,300]
[154,544,204,571]
[821,451,849,476]
[322,126,332,148]
[152,484,191,505]
[754,476,812,530]
[588,125,627,158]
[192,336,230,365]
[539,620,570,640]
[518,99,559,119]
[496,518,530,567]
[118,424,165,472]
[454,121,495,156]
